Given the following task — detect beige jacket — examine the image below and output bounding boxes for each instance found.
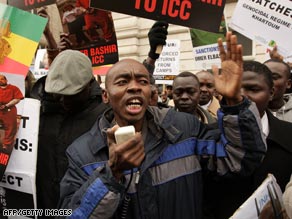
[283,174,292,219]
[207,97,220,118]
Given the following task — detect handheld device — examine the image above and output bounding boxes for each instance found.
[114,125,135,144]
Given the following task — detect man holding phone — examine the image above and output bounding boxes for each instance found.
[59,32,266,219]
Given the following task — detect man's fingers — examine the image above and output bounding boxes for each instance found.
[212,65,220,78]
[107,125,120,146]
[225,31,232,60]
[236,45,243,67]
[152,20,169,29]
[218,38,226,62]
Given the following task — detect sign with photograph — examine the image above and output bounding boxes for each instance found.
[0,98,40,218]
[57,0,119,70]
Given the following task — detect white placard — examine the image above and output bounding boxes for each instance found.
[231,174,287,219]
[193,43,226,70]
[153,39,180,85]
[0,98,40,218]
[230,0,292,58]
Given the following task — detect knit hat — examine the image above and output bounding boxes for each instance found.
[45,50,93,95]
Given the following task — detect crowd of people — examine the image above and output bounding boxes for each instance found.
[11,8,292,219]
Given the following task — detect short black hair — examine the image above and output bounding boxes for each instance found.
[174,71,199,84]
[264,59,291,79]
[243,61,274,89]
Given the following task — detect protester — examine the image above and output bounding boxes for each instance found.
[263,59,292,122]
[283,174,292,219]
[0,74,24,152]
[35,50,108,212]
[166,85,173,100]
[160,90,170,105]
[196,70,220,118]
[149,84,168,108]
[203,60,292,219]
[33,14,168,212]
[25,70,36,98]
[149,84,159,106]
[58,32,266,219]
[172,71,216,124]
[143,20,168,84]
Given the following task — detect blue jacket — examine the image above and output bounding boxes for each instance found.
[59,98,266,219]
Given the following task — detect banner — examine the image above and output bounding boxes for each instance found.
[90,0,226,33]
[153,39,180,85]
[229,0,292,58]
[7,0,56,10]
[0,98,40,219]
[57,0,119,72]
[231,174,289,219]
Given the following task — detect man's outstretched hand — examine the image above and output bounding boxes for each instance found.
[213,32,243,106]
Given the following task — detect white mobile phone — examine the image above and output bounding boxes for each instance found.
[114,125,135,144]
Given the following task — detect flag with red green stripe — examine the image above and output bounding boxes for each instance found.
[0,3,47,76]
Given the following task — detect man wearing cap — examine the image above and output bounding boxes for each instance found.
[36,50,108,212]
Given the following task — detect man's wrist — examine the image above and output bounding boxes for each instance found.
[225,95,244,106]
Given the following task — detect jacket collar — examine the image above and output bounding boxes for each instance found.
[267,110,292,153]
[89,107,184,156]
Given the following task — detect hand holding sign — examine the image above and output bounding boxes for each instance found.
[148,21,169,60]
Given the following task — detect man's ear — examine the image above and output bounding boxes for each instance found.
[270,87,275,101]
[103,90,109,104]
[286,78,291,90]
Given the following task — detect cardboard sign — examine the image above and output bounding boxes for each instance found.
[90,0,226,32]
[7,0,56,10]
[230,0,292,58]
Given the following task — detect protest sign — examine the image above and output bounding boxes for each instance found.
[0,73,25,180]
[57,0,119,70]
[153,39,180,85]
[7,0,56,10]
[230,174,289,219]
[229,0,292,58]
[90,0,226,33]
[0,98,40,218]
[0,4,46,178]
[190,14,227,70]
[192,43,225,70]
